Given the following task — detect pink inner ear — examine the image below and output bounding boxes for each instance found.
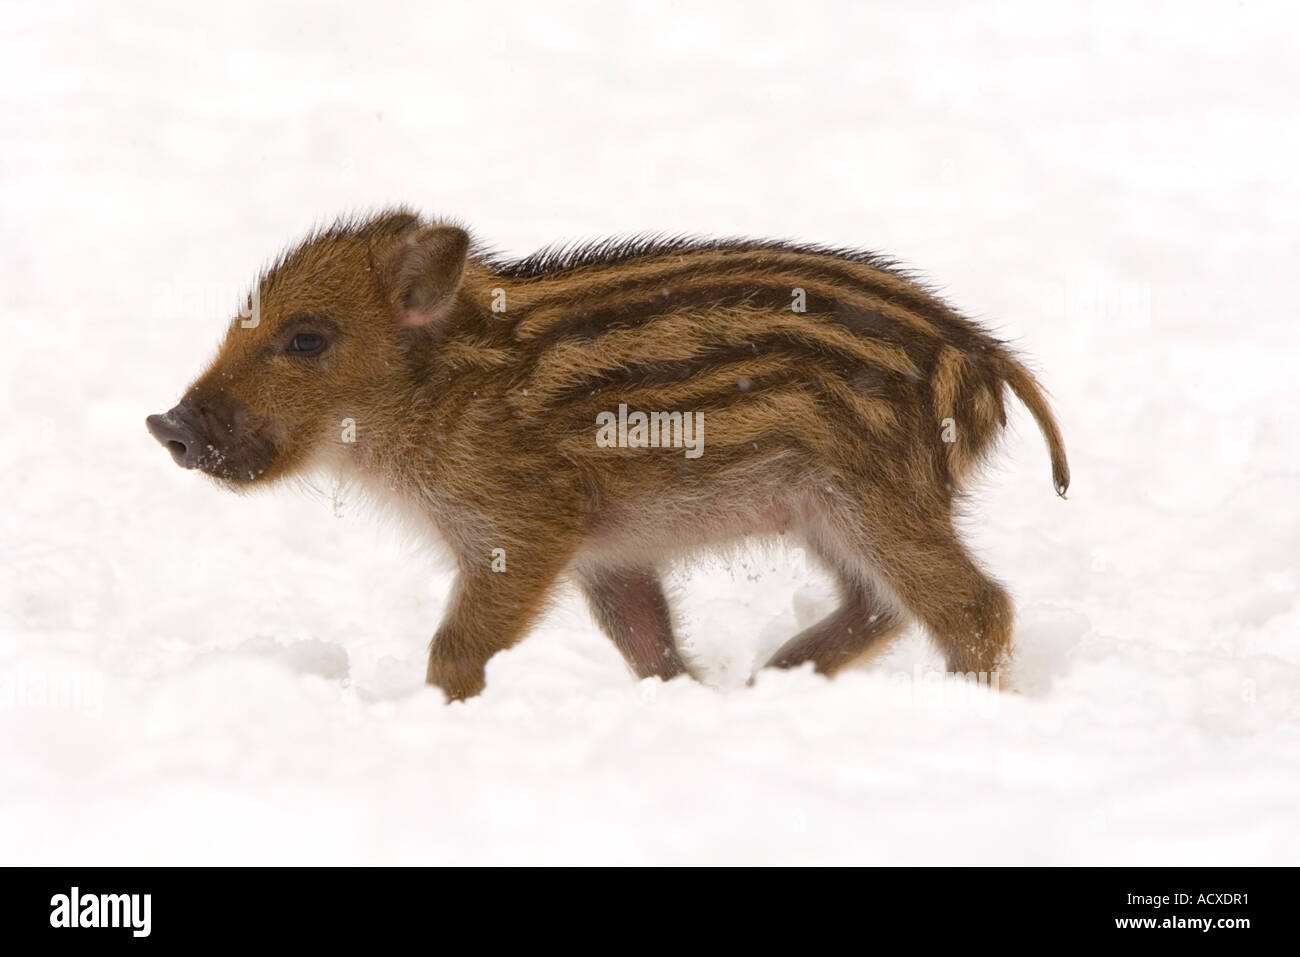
[399,307,437,327]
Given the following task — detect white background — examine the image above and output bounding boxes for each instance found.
[2,1,1297,864]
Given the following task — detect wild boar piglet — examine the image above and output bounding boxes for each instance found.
[147,210,1069,699]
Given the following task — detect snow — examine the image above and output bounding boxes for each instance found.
[2,0,1298,864]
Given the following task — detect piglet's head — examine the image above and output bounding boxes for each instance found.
[146,210,470,487]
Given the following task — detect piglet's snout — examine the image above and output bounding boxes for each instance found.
[146,404,202,469]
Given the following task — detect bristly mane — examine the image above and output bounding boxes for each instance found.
[481,233,919,282]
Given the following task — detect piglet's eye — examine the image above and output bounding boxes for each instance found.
[286,332,327,356]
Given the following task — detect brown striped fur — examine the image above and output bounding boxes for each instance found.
[147,208,1069,699]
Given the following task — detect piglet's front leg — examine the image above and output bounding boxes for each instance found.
[426,554,570,701]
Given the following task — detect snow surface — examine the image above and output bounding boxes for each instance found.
[2,1,1298,865]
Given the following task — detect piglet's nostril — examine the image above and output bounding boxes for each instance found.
[146,410,201,469]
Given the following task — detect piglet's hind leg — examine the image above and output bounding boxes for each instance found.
[578,565,690,681]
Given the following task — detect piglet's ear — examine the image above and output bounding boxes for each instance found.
[383,225,470,326]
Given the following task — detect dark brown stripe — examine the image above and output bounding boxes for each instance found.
[493,246,978,345]
[515,281,940,365]
[551,362,911,447]
[537,333,916,410]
